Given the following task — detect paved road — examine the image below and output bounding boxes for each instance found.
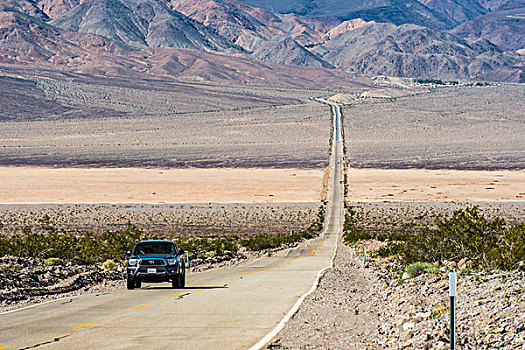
[0,99,344,350]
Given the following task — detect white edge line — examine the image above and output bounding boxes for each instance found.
[248,229,339,350]
[0,296,76,315]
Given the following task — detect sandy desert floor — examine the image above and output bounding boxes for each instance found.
[1,166,523,205]
[0,167,324,204]
[348,168,525,202]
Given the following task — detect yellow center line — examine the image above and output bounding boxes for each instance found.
[257,269,263,272]
[214,284,222,287]
[238,274,244,276]
[130,304,149,311]
[71,321,101,329]
[0,345,13,349]
[293,256,300,259]
[227,278,234,281]
[169,294,182,298]
[196,289,205,292]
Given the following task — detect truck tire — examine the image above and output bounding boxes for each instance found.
[127,277,135,290]
[172,277,180,289]
[135,280,142,289]
[179,273,185,288]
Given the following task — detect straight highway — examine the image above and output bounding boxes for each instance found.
[0,99,344,350]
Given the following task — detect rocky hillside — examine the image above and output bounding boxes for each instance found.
[451,0,525,52]
[419,0,487,27]
[252,35,332,68]
[236,0,483,29]
[166,0,329,51]
[313,23,523,81]
[50,0,241,52]
[0,7,132,66]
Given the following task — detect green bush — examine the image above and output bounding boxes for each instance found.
[44,257,64,266]
[404,262,440,277]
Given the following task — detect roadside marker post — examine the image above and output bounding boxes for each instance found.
[449,270,457,350]
[186,251,190,268]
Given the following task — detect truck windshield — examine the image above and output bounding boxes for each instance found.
[133,242,176,256]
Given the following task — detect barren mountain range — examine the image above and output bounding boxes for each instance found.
[0,0,523,82]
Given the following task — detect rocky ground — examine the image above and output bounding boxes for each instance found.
[0,255,123,311]
[271,239,525,349]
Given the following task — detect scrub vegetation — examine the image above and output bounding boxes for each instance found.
[343,204,525,271]
[0,205,325,265]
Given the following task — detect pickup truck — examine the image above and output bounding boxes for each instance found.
[126,240,186,289]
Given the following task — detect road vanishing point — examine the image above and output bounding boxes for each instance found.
[0,99,345,350]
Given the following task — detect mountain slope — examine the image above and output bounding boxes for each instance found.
[166,0,330,50]
[417,0,487,27]
[237,0,460,29]
[0,6,130,64]
[50,0,241,52]
[451,0,525,52]
[37,0,82,19]
[0,0,49,20]
[165,0,280,51]
[313,23,523,81]
[252,35,332,68]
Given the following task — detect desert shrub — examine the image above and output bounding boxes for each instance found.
[44,258,64,266]
[0,263,23,272]
[345,206,525,271]
[102,259,119,271]
[343,206,373,244]
[0,219,143,265]
[404,262,440,278]
[176,236,239,259]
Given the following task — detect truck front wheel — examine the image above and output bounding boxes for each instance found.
[127,277,135,290]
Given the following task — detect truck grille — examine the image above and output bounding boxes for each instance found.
[141,259,165,266]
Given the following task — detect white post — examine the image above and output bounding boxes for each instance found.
[449,270,457,350]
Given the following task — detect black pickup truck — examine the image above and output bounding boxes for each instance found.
[126,240,186,289]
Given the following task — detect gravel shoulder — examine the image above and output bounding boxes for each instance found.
[271,238,525,349]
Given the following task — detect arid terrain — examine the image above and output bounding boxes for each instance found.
[0,73,334,168]
[342,84,525,170]
[0,0,524,347]
[0,202,318,238]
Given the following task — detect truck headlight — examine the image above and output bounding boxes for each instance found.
[128,258,140,266]
[167,259,176,265]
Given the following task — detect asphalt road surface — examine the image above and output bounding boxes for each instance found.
[0,99,344,350]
